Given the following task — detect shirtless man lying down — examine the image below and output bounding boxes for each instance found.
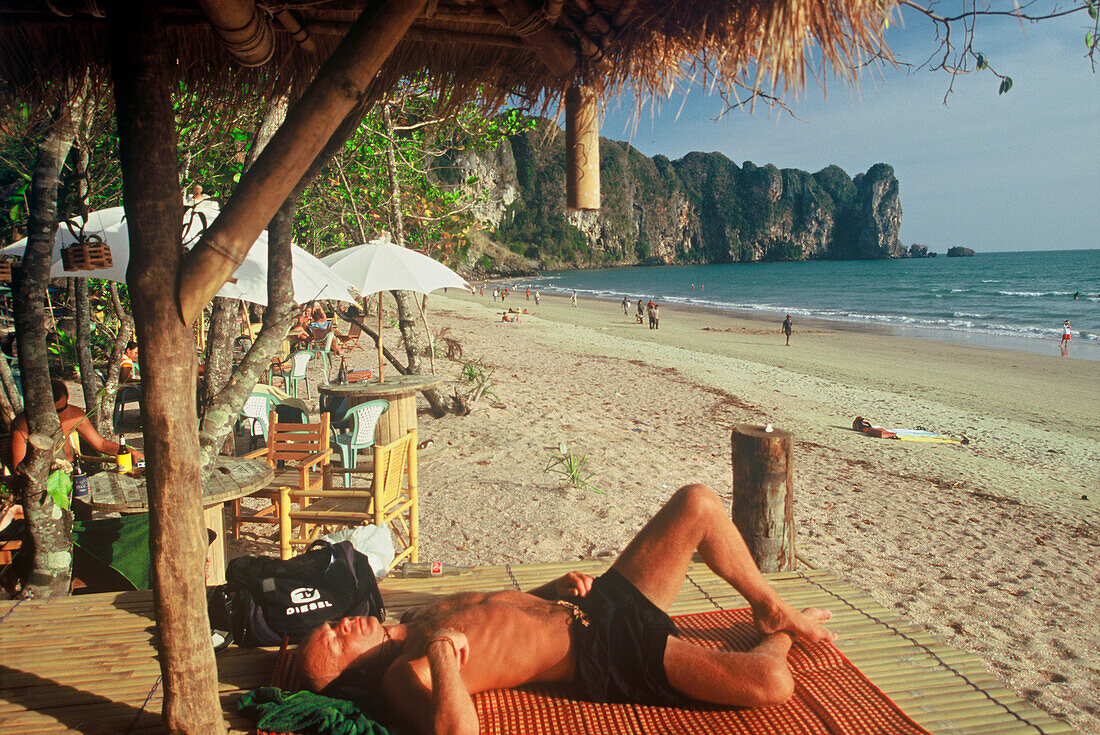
[297,484,835,735]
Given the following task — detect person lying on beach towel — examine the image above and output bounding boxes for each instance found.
[296,484,835,734]
[852,417,969,444]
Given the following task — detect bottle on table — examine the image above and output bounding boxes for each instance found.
[116,437,132,474]
[337,357,348,385]
[71,455,89,499]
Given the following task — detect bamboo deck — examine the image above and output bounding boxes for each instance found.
[0,561,1072,734]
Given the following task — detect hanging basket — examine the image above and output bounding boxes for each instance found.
[61,234,113,272]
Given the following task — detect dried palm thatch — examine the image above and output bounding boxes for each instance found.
[0,0,893,111]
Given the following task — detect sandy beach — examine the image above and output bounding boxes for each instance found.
[237,289,1098,732]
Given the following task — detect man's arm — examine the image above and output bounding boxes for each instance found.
[383,631,477,735]
[529,571,593,601]
[72,415,144,461]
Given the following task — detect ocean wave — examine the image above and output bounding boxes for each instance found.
[949,288,970,293]
[954,312,988,319]
[998,290,1075,297]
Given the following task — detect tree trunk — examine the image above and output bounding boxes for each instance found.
[0,353,22,418]
[108,5,223,732]
[74,279,99,426]
[198,198,297,475]
[96,283,132,438]
[199,297,238,416]
[15,75,88,599]
[381,105,446,416]
[199,95,295,467]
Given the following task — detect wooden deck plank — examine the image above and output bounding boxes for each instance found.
[0,563,1070,734]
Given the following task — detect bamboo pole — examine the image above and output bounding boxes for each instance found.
[378,292,385,381]
[178,0,427,324]
[565,82,601,210]
[194,0,274,67]
[730,423,795,572]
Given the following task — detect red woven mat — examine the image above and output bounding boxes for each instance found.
[476,608,930,734]
[262,608,929,735]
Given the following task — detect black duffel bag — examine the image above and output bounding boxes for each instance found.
[221,540,385,647]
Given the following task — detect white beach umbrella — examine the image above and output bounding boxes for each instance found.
[3,202,357,306]
[321,235,471,381]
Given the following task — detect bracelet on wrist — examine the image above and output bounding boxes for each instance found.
[428,636,459,660]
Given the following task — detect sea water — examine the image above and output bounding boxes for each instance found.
[526,250,1100,360]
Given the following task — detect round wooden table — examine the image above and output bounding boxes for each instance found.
[87,456,274,585]
[318,374,442,446]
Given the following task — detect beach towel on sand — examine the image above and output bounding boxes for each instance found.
[852,416,968,444]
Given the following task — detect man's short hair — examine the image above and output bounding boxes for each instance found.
[51,378,68,404]
[125,341,138,351]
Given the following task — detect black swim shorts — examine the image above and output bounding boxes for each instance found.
[570,568,690,707]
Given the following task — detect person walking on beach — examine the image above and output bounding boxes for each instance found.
[637,298,645,323]
[782,315,793,346]
[571,291,578,308]
[296,484,835,735]
[1060,320,1071,350]
[622,296,630,314]
[652,303,660,330]
[534,290,541,306]
[526,288,530,301]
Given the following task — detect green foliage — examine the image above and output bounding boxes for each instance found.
[458,358,496,401]
[44,469,72,511]
[544,442,602,494]
[47,327,79,376]
[998,76,1013,95]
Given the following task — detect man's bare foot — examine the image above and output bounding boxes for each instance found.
[752,601,837,644]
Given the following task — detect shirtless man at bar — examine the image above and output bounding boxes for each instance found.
[297,484,835,735]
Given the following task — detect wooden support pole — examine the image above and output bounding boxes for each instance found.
[109,4,220,732]
[565,83,600,210]
[730,424,795,573]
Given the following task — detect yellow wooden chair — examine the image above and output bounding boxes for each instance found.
[278,428,418,568]
[229,411,331,539]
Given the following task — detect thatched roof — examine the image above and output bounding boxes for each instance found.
[0,0,891,110]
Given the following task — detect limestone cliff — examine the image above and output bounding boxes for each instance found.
[441,120,905,268]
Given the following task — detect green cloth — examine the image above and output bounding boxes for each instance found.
[238,687,396,735]
[72,513,151,590]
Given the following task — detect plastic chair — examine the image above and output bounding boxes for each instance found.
[331,400,388,483]
[279,428,418,567]
[307,327,336,373]
[230,411,331,540]
[268,350,313,399]
[236,392,277,449]
[113,385,141,432]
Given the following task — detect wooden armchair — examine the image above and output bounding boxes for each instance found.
[278,428,418,568]
[229,411,331,539]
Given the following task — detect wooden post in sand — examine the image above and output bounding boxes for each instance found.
[731,424,795,572]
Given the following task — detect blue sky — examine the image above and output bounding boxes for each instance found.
[599,6,1098,253]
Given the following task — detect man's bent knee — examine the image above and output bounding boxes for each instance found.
[670,483,723,517]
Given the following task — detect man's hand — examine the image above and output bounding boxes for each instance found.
[554,571,594,599]
[428,628,470,667]
[529,570,594,600]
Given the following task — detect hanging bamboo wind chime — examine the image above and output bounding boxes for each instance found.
[565,81,600,211]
